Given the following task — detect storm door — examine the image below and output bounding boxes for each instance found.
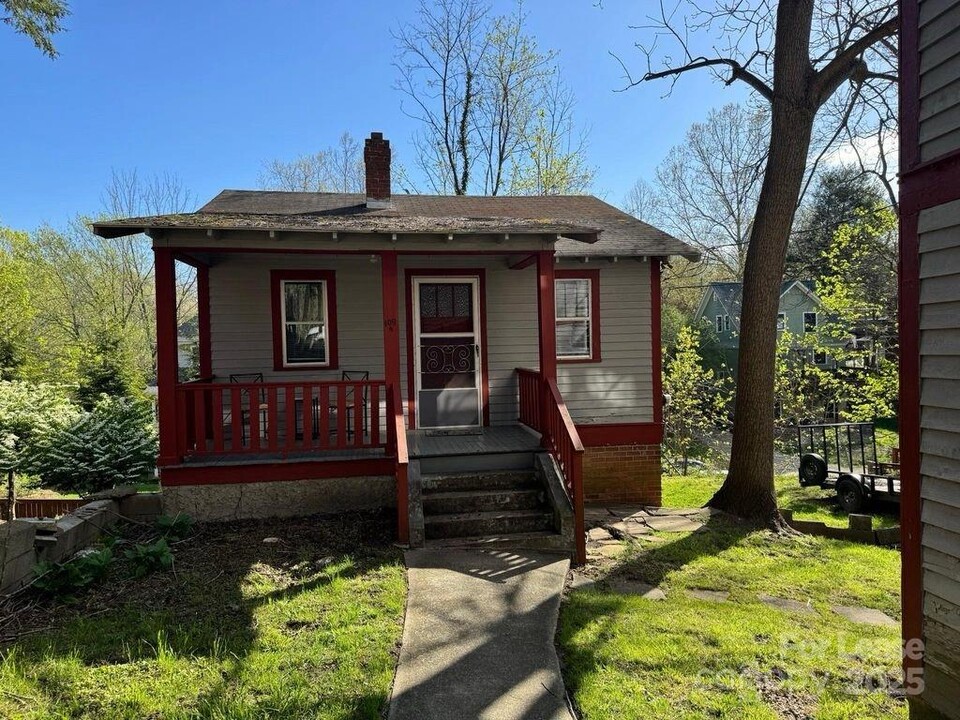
[412,278,482,429]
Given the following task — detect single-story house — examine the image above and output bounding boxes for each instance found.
[93,132,697,562]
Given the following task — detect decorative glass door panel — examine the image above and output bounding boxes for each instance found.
[413,279,482,428]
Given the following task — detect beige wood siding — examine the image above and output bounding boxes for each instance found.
[557,261,654,423]
[205,252,655,428]
[919,198,960,709]
[207,254,384,381]
[920,0,960,161]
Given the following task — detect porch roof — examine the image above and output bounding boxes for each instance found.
[92,190,700,260]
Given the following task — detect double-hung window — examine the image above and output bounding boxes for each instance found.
[271,270,338,370]
[777,313,787,331]
[555,270,600,362]
[803,311,818,333]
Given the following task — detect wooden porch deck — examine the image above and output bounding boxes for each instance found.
[407,424,541,458]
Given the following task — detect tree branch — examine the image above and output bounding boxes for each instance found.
[811,15,898,106]
[636,56,774,101]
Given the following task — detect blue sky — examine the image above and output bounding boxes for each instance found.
[0,0,748,231]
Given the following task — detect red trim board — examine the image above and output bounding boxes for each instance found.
[576,422,663,447]
[556,269,602,364]
[270,269,339,372]
[404,268,490,429]
[161,458,395,486]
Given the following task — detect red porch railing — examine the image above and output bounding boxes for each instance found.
[174,379,387,460]
[517,367,585,564]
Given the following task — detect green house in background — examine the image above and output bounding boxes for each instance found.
[693,280,830,375]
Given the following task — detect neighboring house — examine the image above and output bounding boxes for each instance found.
[694,280,831,374]
[92,131,698,563]
[900,4,960,719]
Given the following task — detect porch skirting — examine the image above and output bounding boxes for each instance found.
[582,444,661,506]
[161,475,395,522]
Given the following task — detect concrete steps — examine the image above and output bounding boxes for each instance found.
[421,468,557,542]
[423,488,545,515]
[424,509,555,539]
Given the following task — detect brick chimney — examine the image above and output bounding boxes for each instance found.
[364,132,391,208]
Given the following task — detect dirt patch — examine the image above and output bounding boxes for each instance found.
[0,509,398,645]
[743,668,816,720]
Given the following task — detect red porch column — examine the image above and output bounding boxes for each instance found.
[380,251,402,394]
[536,250,557,380]
[380,251,409,543]
[154,247,180,467]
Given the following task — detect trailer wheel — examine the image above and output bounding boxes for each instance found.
[836,476,865,513]
[799,453,828,486]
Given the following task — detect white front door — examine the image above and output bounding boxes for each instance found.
[412,277,482,429]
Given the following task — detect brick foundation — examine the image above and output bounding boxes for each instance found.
[582,443,661,506]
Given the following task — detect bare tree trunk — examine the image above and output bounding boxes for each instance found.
[708,0,816,528]
[6,469,15,521]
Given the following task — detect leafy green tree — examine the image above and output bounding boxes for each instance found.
[0,381,78,517]
[29,395,157,495]
[789,166,891,281]
[75,325,144,410]
[0,230,34,379]
[2,0,68,58]
[663,325,731,475]
[814,202,898,421]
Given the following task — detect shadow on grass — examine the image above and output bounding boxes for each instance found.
[558,515,755,712]
[612,514,753,588]
[1,509,404,719]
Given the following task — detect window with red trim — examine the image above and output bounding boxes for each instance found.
[271,270,338,370]
[555,270,601,362]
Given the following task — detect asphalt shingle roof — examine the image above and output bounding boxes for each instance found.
[92,190,699,260]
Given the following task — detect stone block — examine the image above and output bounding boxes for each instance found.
[85,485,138,501]
[848,514,874,531]
[1,550,39,595]
[119,493,162,522]
[0,520,36,561]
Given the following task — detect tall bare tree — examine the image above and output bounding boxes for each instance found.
[626,0,897,526]
[653,103,768,279]
[258,132,365,193]
[395,0,591,195]
[394,0,490,194]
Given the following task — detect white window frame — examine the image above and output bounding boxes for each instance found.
[723,315,731,332]
[777,313,787,331]
[556,278,593,360]
[803,311,818,333]
[280,279,330,368]
[715,315,724,333]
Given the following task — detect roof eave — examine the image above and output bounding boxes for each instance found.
[91,221,601,243]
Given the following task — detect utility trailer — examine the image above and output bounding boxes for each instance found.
[796,422,900,513]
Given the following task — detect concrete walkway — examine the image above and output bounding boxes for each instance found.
[388,549,575,720]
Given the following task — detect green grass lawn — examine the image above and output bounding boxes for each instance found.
[559,517,904,719]
[0,512,406,720]
[663,474,900,529]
